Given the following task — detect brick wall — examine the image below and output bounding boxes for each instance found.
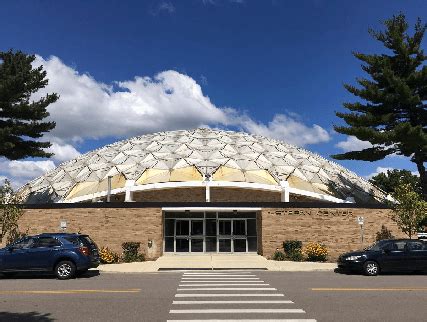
[132,187,282,202]
[133,188,206,202]
[9,206,404,262]
[16,208,163,260]
[211,188,281,202]
[260,208,405,261]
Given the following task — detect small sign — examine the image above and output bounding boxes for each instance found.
[60,221,67,230]
[357,216,364,225]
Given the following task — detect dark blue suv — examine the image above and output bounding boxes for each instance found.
[0,233,100,279]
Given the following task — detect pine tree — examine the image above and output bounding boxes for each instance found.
[0,49,58,160]
[332,14,427,199]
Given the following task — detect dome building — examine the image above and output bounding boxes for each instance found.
[17,128,401,260]
[20,128,386,204]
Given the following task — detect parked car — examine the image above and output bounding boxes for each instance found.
[337,239,427,276]
[0,233,100,279]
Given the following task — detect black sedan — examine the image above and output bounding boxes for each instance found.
[338,239,427,276]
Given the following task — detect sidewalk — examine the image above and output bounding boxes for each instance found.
[98,254,337,273]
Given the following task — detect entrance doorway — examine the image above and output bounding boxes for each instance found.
[164,211,257,253]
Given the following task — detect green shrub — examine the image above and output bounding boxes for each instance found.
[283,240,303,261]
[375,225,394,241]
[283,240,302,254]
[287,250,304,262]
[271,250,286,261]
[122,242,145,263]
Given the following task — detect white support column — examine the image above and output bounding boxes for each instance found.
[205,179,211,202]
[125,180,135,202]
[280,181,289,202]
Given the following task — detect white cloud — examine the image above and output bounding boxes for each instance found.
[33,56,229,142]
[237,114,330,146]
[6,160,55,178]
[46,142,81,162]
[366,167,393,179]
[335,136,372,152]
[0,159,56,189]
[32,55,329,148]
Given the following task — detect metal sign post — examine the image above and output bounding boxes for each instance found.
[357,216,364,245]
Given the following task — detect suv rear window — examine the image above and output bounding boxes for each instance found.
[63,235,95,247]
[63,236,82,246]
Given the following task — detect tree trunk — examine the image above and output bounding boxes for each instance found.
[414,156,427,201]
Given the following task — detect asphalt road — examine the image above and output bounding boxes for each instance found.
[0,270,426,322]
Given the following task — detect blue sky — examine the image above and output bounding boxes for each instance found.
[0,0,425,187]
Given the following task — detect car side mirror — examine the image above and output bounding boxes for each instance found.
[382,248,391,254]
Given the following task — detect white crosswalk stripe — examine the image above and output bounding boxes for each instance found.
[168,271,317,322]
[179,284,269,286]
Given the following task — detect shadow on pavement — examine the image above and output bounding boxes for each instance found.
[334,267,427,276]
[0,270,100,280]
[0,312,53,321]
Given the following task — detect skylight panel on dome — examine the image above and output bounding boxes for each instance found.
[145,141,161,152]
[172,159,192,169]
[206,139,224,148]
[274,165,297,177]
[136,168,170,185]
[267,155,291,166]
[245,170,278,185]
[218,135,233,143]
[170,166,203,182]
[195,160,220,175]
[212,166,245,182]
[183,157,204,166]
[173,144,193,157]
[255,155,273,169]
[75,167,91,182]
[111,152,129,164]
[235,160,260,171]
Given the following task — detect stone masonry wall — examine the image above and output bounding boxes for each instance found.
[260,208,405,261]
[16,208,163,260]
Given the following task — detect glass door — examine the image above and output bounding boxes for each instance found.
[191,220,204,252]
[175,220,190,252]
[218,220,232,252]
[233,219,247,252]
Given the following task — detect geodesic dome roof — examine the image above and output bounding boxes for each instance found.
[19,128,387,204]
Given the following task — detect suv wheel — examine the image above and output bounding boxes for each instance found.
[55,261,76,280]
[363,261,379,276]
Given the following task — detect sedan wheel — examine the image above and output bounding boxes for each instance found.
[363,261,379,276]
[55,261,76,280]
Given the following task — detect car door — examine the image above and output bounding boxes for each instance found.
[28,237,63,270]
[380,241,409,272]
[1,237,36,271]
[406,240,427,271]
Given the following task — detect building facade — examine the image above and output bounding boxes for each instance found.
[15,129,402,260]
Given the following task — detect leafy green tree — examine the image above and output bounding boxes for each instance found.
[0,49,58,160]
[332,14,427,199]
[369,169,421,195]
[0,180,24,244]
[391,183,427,239]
